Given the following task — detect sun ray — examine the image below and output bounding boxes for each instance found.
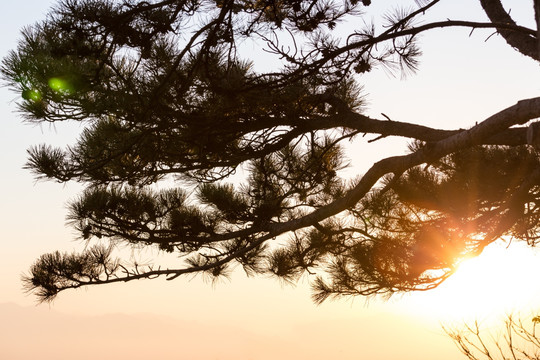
[395,241,540,323]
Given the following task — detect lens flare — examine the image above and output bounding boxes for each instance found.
[21,89,42,101]
[48,77,73,94]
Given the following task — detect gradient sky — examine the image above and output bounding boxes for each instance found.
[1,1,540,359]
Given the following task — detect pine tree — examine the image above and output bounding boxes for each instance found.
[3,0,540,302]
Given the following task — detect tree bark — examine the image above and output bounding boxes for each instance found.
[479,0,539,61]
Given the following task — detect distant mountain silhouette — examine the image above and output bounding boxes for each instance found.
[0,302,460,360]
[0,302,276,360]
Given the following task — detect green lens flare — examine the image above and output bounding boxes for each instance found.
[48,77,73,94]
[22,89,42,101]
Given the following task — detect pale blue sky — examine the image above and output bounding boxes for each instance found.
[1,1,539,359]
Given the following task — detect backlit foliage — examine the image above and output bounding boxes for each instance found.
[3,0,539,302]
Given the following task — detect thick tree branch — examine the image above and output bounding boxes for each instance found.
[311,111,528,146]
[479,0,539,61]
[46,98,540,291]
[536,0,540,60]
[12,0,540,302]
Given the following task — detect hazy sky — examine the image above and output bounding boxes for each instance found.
[1,1,540,359]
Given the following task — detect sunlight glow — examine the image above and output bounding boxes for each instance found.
[397,241,540,324]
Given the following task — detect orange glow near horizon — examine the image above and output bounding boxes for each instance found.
[395,241,540,324]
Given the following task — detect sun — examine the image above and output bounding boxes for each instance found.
[396,241,540,323]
